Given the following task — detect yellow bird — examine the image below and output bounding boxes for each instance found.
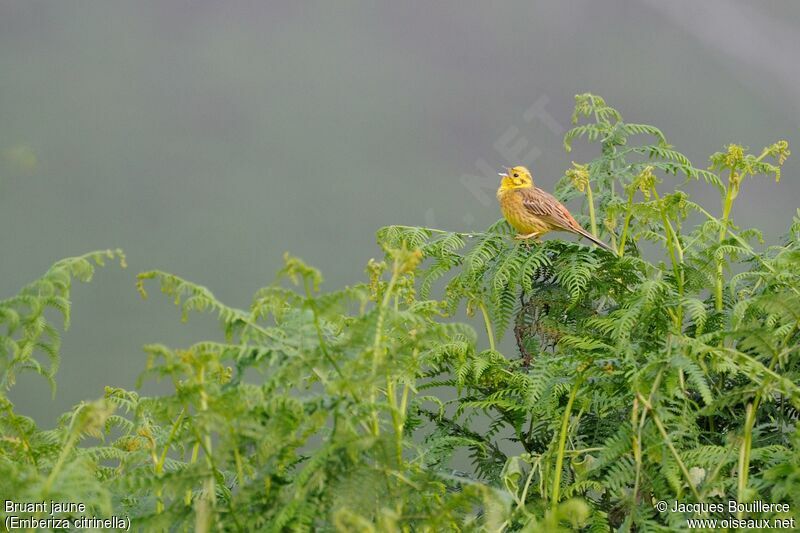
[496,165,615,253]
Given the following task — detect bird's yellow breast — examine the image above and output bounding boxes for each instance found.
[497,188,552,235]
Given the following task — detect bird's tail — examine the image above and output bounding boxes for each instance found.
[573,227,617,255]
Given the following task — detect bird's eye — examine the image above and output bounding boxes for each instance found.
[513,173,519,178]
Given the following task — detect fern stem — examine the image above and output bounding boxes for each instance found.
[372,262,399,372]
[585,182,598,238]
[157,409,185,473]
[694,203,800,302]
[187,442,200,505]
[737,403,755,517]
[712,145,774,309]
[181,363,217,529]
[632,368,664,507]
[396,380,412,465]
[590,94,603,125]
[233,446,245,489]
[41,401,100,503]
[715,170,737,311]
[155,408,186,513]
[400,381,410,414]
[517,457,539,514]
[551,376,582,509]
[304,278,344,378]
[605,116,620,251]
[636,393,701,501]
[478,301,496,352]
[631,396,642,507]
[736,343,784,516]
[652,187,684,327]
[714,148,770,312]
[30,429,79,532]
[386,377,404,466]
[617,187,636,257]
[387,347,414,467]
[42,431,78,499]
[369,260,401,435]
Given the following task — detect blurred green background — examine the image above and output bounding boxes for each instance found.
[2,1,798,425]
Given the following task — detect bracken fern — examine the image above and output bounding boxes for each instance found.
[1,94,797,531]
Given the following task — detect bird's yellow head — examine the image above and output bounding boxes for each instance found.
[498,166,534,191]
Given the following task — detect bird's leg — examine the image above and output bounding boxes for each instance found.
[515,232,541,250]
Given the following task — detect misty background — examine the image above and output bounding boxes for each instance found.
[2,1,798,425]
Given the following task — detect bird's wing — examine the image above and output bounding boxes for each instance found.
[520,188,582,231]
[520,187,616,254]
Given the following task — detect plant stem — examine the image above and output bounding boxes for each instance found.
[42,433,78,498]
[736,343,784,517]
[517,458,539,515]
[372,262,399,375]
[304,278,344,378]
[180,363,218,530]
[370,260,401,435]
[714,147,773,310]
[737,403,755,518]
[155,408,186,513]
[586,182,598,238]
[392,379,412,466]
[551,376,582,509]
[187,442,200,505]
[694,204,800,301]
[652,187,684,327]
[637,393,701,501]
[618,188,636,257]
[716,170,737,311]
[631,397,642,507]
[386,377,404,466]
[478,301,496,352]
